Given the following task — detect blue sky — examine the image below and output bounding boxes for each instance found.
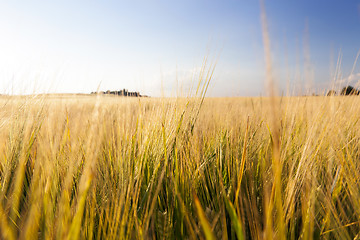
[0,1,359,96]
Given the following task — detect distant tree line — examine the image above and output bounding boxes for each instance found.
[91,89,144,97]
[327,85,360,96]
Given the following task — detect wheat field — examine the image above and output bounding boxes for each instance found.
[0,93,360,239]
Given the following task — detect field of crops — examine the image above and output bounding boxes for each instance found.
[0,94,360,239]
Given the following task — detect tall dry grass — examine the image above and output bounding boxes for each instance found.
[0,93,360,239]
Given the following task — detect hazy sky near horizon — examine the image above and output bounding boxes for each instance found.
[0,1,359,96]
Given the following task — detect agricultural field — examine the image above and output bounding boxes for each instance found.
[0,94,360,239]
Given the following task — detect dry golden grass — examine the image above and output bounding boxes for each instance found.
[0,94,360,239]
